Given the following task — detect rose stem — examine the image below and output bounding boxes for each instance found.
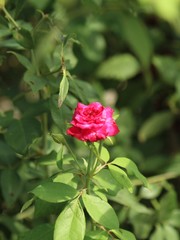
[92,141,103,173]
[86,144,95,194]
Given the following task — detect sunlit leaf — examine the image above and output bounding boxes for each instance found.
[54,199,85,240]
[110,157,148,187]
[111,228,136,240]
[84,230,108,240]
[94,142,110,162]
[82,193,119,229]
[31,182,78,203]
[108,165,133,193]
[93,169,121,195]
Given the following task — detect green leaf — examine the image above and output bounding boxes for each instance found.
[159,189,178,222]
[13,28,34,49]
[0,39,24,49]
[0,169,23,207]
[53,173,74,184]
[150,225,164,240]
[50,133,66,144]
[20,224,53,240]
[129,209,155,239]
[153,56,178,85]
[0,215,28,236]
[8,51,32,70]
[111,229,136,240]
[93,169,122,195]
[108,189,148,212]
[138,111,174,142]
[108,165,133,193]
[96,54,140,81]
[94,142,110,162]
[0,140,16,165]
[4,118,41,154]
[85,230,108,240]
[37,151,57,166]
[0,111,13,128]
[15,0,26,18]
[168,209,180,228]
[82,193,119,229]
[163,225,179,240]
[50,95,72,131]
[31,182,78,203]
[58,74,69,108]
[34,199,65,218]
[20,198,34,213]
[143,0,180,24]
[23,70,47,92]
[111,157,147,187]
[120,14,153,68]
[139,184,162,199]
[54,199,85,240]
[28,0,50,10]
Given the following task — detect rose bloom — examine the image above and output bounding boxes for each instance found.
[66,102,119,142]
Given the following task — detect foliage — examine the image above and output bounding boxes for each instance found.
[0,0,180,240]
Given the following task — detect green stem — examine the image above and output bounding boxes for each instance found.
[133,171,179,186]
[86,144,94,193]
[92,141,103,174]
[2,7,20,30]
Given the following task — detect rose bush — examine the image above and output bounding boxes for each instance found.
[67,102,119,142]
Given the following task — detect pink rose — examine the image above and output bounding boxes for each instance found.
[66,102,119,142]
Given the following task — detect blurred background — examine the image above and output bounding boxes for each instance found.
[0,0,180,239]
